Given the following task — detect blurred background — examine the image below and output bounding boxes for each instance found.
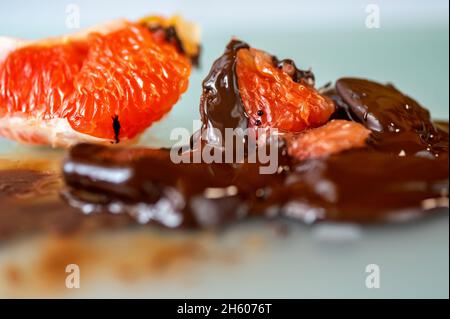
[0,0,448,298]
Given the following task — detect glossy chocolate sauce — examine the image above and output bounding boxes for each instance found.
[199,40,250,146]
[273,58,315,86]
[61,41,449,229]
[332,78,448,156]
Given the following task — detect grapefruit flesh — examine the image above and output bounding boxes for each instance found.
[0,21,191,146]
[287,119,372,160]
[236,48,335,133]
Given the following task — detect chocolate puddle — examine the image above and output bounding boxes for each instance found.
[0,163,134,239]
[60,41,449,228]
[61,140,448,228]
[0,196,133,240]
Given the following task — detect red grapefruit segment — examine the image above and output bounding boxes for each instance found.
[0,16,198,146]
[0,41,88,117]
[287,119,372,160]
[64,23,190,140]
[236,48,335,132]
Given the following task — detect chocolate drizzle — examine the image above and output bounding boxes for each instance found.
[200,40,250,146]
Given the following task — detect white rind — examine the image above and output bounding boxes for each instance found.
[0,116,118,147]
[0,37,26,62]
[0,19,128,51]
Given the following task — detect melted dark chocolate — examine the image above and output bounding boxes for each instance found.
[61,138,448,228]
[198,40,315,147]
[273,58,315,86]
[0,169,133,239]
[0,169,56,199]
[61,42,449,229]
[334,78,447,156]
[200,40,249,146]
[63,95,449,228]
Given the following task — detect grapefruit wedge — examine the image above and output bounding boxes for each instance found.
[236,47,335,132]
[0,15,200,147]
